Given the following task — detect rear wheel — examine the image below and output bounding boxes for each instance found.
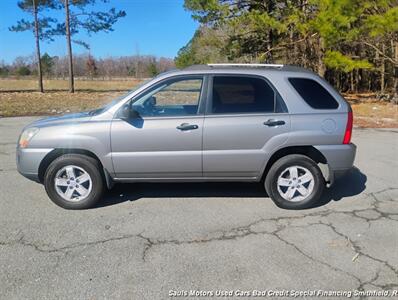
[44,154,104,209]
[265,154,325,209]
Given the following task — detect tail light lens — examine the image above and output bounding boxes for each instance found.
[343,111,353,144]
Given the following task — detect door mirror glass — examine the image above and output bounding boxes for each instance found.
[119,103,140,120]
[130,109,140,119]
[146,96,156,106]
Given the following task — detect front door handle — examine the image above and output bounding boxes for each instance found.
[177,123,199,131]
[263,119,286,127]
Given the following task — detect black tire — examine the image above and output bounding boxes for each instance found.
[264,154,325,210]
[44,154,104,209]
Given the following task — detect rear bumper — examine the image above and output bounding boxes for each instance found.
[16,147,53,182]
[315,143,357,185]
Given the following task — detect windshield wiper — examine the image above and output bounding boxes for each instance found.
[88,108,103,116]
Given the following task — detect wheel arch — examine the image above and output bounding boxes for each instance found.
[262,146,330,183]
[38,149,111,187]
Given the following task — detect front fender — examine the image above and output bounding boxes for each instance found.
[28,121,113,173]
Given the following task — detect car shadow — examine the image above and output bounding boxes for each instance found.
[312,166,367,208]
[96,181,267,208]
[95,167,367,209]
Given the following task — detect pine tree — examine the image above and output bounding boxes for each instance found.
[179,0,398,95]
[9,0,58,92]
[52,0,126,92]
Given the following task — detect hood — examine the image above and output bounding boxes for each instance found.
[29,111,93,128]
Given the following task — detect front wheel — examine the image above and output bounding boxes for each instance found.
[265,154,325,209]
[44,154,104,209]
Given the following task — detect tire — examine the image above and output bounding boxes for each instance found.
[44,154,104,209]
[264,154,325,210]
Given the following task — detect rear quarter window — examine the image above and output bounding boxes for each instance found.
[288,78,339,109]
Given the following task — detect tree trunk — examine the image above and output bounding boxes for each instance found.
[65,0,74,93]
[289,29,297,65]
[33,0,43,93]
[380,43,385,94]
[394,41,398,98]
[317,37,326,77]
[355,69,359,93]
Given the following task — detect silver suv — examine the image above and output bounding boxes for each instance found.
[17,64,356,210]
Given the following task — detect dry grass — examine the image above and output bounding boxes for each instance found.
[0,91,125,117]
[0,79,396,127]
[0,78,140,92]
[0,78,140,117]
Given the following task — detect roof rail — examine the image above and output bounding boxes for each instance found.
[207,63,284,69]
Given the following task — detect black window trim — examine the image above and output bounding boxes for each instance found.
[287,76,340,110]
[120,74,209,119]
[205,74,288,116]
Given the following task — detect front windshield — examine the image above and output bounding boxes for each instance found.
[89,79,151,115]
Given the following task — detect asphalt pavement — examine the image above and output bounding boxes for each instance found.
[0,117,397,299]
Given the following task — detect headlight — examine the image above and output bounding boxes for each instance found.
[19,127,39,148]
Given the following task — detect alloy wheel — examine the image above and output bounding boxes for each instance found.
[54,165,92,202]
[276,165,315,202]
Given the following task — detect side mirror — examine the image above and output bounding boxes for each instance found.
[130,109,140,119]
[119,104,140,120]
[147,96,156,106]
[143,96,156,110]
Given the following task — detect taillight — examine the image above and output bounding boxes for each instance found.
[343,111,353,144]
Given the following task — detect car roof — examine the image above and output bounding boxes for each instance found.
[190,63,312,72]
[159,64,315,78]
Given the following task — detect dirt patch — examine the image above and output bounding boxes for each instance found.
[345,93,397,128]
[351,102,398,128]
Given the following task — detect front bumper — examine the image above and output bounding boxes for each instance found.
[16,147,53,182]
[315,143,357,185]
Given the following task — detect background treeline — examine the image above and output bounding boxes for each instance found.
[175,0,398,96]
[9,0,127,92]
[0,54,174,79]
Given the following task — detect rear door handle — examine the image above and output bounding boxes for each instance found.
[177,123,199,131]
[263,119,285,127]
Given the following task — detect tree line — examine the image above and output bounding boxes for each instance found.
[0,54,174,79]
[176,0,398,97]
[9,0,126,93]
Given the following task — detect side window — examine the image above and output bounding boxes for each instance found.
[132,77,203,117]
[288,78,339,109]
[211,76,275,114]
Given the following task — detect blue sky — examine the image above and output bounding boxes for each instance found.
[0,0,198,63]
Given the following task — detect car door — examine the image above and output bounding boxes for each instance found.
[111,75,206,179]
[203,75,290,179]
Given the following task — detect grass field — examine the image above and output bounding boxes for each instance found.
[0,79,397,127]
[0,79,135,117]
[0,78,140,91]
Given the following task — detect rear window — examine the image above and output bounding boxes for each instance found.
[211,76,275,114]
[288,78,339,109]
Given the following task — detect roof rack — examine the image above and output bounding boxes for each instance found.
[207,63,284,69]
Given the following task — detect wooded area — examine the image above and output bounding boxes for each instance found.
[0,54,174,79]
[3,0,397,99]
[175,0,398,98]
